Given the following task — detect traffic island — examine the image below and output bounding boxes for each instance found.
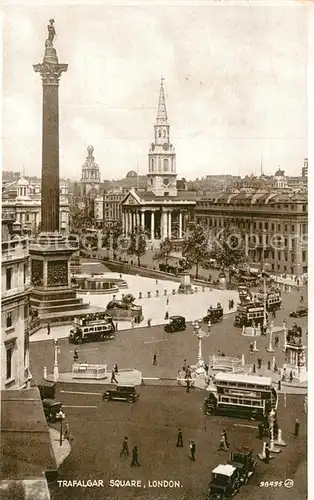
[49,428,71,468]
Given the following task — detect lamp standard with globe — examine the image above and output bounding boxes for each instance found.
[193,320,209,377]
[53,338,59,381]
[56,410,66,446]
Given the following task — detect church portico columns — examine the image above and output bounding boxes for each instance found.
[179,212,183,239]
[150,211,155,240]
[168,211,172,239]
[140,210,145,229]
[161,209,168,240]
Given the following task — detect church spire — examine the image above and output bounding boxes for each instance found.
[156,76,168,124]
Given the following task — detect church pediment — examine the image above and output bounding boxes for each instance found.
[121,191,142,206]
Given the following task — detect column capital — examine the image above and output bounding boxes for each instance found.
[33,62,68,85]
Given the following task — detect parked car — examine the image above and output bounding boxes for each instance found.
[42,399,64,422]
[227,448,257,484]
[206,464,240,500]
[289,306,308,318]
[102,385,139,403]
[164,315,186,333]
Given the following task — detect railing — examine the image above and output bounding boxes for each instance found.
[72,363,107,380]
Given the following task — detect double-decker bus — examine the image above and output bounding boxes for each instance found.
[204,373,278,420]
[233,301,267,328]
[69,313,115,344]
[255,291,282,312]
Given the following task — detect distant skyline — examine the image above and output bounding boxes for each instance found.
[3,4,308,180]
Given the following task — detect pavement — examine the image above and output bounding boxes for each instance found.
[49,428,71,468]
[30,263,238,342]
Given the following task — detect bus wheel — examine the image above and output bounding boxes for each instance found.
[205,407,214,416]
[75,337,82,344]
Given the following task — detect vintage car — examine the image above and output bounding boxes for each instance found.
[289,306,308,318]
[227,448,257,484]
[35,380,56,400]
[203,307,223,324]
[102,385,139,403]
[164,315,186,333]
[42,399,64,422]
[206,464,240,500]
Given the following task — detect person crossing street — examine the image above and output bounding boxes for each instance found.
[111,368,118,384]
[131,446,140,466]
[176,428,183,447]
[120,437,129,457]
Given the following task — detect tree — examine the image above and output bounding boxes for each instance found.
[153,237,173,266]
[102,221,123,257]
[127,225,147,267]
[182,223,210,279]
[208,227,247,275]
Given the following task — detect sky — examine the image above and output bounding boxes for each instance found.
[2,2,309,180]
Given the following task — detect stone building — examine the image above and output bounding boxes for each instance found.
[2,177,69,235]
[121,79,196,243]
[1,213,32,390]
[195,190,308,276]
[79,145,102,197]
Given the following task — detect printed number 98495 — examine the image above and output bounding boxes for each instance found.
[260,481,283,487]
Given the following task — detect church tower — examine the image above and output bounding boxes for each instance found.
[80,145,101,197]
[147,78,177,197]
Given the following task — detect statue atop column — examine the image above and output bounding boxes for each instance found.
[47,19,56,43]
[43,19,58,65]
[34,19,68,82]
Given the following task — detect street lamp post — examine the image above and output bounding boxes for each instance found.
[266,321,275,353]
[193,320,208,377]
[263,277,267,329]
[53,338,59,382]
[56,410,66,446]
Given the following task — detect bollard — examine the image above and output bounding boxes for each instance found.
[241,354,245,366]
[115,322,118,331]
[164,289,167,296]
[147,291,151,298]
[272,356,276,371]
[253,341,259,352]
[267,361,271,370]
[253,363,256,373]
[284,393,287,407]
[242,325,245,335]
[44,366,47,379]
[156,290,159,297]
[139,292,142,299]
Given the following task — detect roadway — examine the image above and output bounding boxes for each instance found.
[48,384,306,500]
[30,289,307,385]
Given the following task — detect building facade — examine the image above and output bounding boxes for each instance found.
[2,177,69,235]
[121,79,196,242]
[1,213,32,390]
[195,190,308,276]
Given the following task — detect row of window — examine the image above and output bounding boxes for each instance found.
[219,396,263,407]
[206,218,307,234]
[200,203,306,212]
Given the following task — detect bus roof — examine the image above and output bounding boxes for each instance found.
[214,373,272,386]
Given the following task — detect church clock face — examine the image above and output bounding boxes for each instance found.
[163,143,169,151]
[163,178,169,186]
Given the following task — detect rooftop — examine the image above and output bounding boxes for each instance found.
[0,388,57,481]
[212,464,236,476]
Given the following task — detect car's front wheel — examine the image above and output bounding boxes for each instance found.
[103,394,110,402]
[128,396,134,403]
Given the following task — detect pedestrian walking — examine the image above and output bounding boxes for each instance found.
[120,437,129,457]
[114,363,119,374]
[257,358,262,370]
[183,359,187,370]
[189,441,196,461]
[258,422,264,439]
[73,349,79,361]
[272,310,276,319]
[47,322,51,335]
[186,378,190,393]
[274,335,279,347]
[222,429,229,448]
[130,446,140,466]
[204,363,209,375]
[176,428,183,447]
[156,279,158,286]
[300,295,304,303]
[147,318,152,327]
[207,320,211,333]
[218,432,228,451]
[111,368,118,384]
[249,342,254,353]
[294,418,300,437]
[278,380,281,391]
[166,297,169,306]
[273,420,279,440]
[289,370,293,383]
[165,311,169,320]
[153,353,157,365]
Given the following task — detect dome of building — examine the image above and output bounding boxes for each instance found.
[275,168,285,177]
[17,177,29,186]
[126,170,138,178]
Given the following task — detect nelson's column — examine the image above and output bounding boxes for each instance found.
[29,20,90,323]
